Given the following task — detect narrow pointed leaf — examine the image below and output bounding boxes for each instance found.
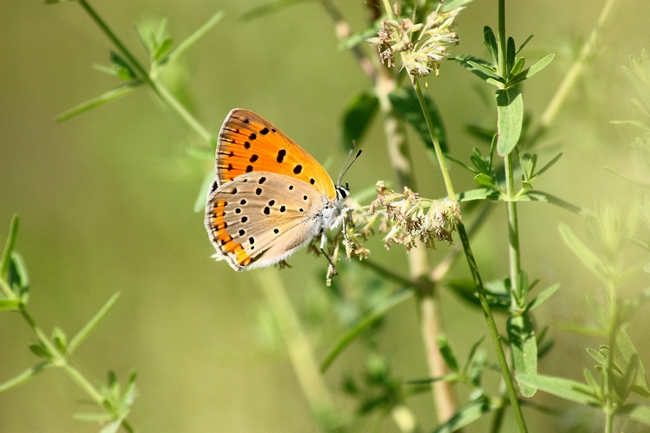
[510,57,525,78]
[73,412,114,422]
[340,91,379,149]
[496,87,523,156]
[456,188,500,202]
[526,283,560,312]
[515,33,535,55]
[616,330,650,397]
[135,24,156,54]
[163,11,224,66]
[506,37,516,73]
[467,60,503,83]
[473,173,496,187]
[28,343,51,359]
[0,299,21,311]
[517,374,601,405]
[67,293,121,355]
[56,83,141,122]
[433,396,499,433]
[1,214,19,280]
[508,314,538,397]
[618,404,650,426]
[194,170,214,213]
[241,0,307,21]
[604,166,650,190]
[100,418,124,433]
[438,334,460,373]
[523,191,584,214]
[389,87,448,154]
[533,152,563,178]
[453,55,502,83]
[0,362,52,393]
[483,26,498,65]
[526,54,555,78]
[320,288,413,372]
[559,223,606,281]
[153,36,173,62]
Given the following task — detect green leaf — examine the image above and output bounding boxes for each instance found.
[320,289,413,372]
[56,83,141,123]
[559,223,607,281]
[604,166,650,190]
[433,396,499,433]
[441,0,474,11]
[615,354,640,401]
[28,342,51,360]
[73,412,114,422]
[467,60,503,83]
[1,214,19,280]
[496,87,523,156]
[153,36,173,62]
[339,24,380,50]
[135,24,156,54]
[453,55,502,83]
[67,293,122,355]
[515,34,535,55]
[517,374,601,405]
[522,191,584,214]
[110,52,137,81]
[194,171,215,213]
[483,26,498,66]
[241,0,309,21]
[526,283,560,312]
[532,152,563,180]
[506,37,516,73]
[456,188,500,202]
[526,54,555,78]
[618,404,650,425]
[0,362,52,393]
[0,299,21,311]
[100,418,124,433]
[52,327,67,354]
[340,91,379,149]
[389,87,448,155]
[510,57,525,78]
[438,334,460,373]
[444,278,509,312]
[473,173,496,187]
[163,11,224,66]
[616,330,650,398]
[507,314,538,397]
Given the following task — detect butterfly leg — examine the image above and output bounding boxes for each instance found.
[319,233,338,276]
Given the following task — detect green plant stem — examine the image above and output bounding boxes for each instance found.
[525,0,618,147]
[320,0,377,81]
[18,305,136,433]
[504,153,522,307]
[408,71,528,432]
[76,0,215,147]
[497,0,507,77]
[411,80,456,200]
[254,270,338,428]
[376,63,458,421]
[456,223,528,433]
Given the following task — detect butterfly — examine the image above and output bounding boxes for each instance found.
[205,108,357,271]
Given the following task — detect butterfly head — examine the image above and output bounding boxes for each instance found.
[335,148,362,201]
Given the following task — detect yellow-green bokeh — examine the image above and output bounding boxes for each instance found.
[1,0,649,432]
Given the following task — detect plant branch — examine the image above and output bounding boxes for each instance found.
[504,153,522,308]
[320,0,377,82]
[525,0,618,147]
[254,270,339,428]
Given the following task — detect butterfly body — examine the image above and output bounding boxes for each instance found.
[205,109,348,271]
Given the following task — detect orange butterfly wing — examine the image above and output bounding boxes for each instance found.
[215,108,336,199]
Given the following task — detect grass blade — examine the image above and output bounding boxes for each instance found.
[67,292,122,355]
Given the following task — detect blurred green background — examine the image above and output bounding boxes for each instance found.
[1,0,649,432]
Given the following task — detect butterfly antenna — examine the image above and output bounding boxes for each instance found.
[337,143,363,186]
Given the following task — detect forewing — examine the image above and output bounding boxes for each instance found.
[215,108,336,199]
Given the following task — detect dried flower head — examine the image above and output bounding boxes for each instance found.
[367,3,463,77]
[311,181,461,283]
